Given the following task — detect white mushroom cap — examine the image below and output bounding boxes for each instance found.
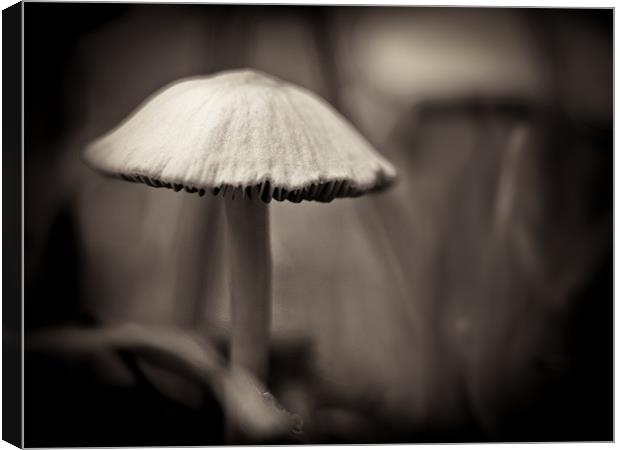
[84,69,396,203]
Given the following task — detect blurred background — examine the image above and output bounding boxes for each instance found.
[22,3,612,446]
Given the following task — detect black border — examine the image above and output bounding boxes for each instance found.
[3,2,23,448]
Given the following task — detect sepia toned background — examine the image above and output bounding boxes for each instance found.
[23,4,612,446]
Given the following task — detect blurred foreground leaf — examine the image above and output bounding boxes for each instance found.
[27,323,302,443]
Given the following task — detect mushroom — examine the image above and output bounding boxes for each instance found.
[83,68,396,420]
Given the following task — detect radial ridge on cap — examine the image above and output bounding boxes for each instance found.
[84,68,397,203]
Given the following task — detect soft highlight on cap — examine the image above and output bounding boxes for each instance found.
[84,69,396,203]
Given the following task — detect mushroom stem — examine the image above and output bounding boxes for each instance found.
[224,196,272,383]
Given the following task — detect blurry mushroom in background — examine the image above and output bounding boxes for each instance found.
[83,68,396,436]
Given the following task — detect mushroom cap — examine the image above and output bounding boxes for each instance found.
[84,69,396,203]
